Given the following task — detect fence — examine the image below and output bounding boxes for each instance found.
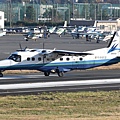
[0,2,119,24]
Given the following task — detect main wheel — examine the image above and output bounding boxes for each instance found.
[58,72,63,77]
[44,72,50,76]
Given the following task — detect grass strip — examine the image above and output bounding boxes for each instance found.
[0,91,119,120]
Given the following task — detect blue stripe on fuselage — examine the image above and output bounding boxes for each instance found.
[0,58,119,71]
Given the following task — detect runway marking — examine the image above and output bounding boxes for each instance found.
[0,79,120,90]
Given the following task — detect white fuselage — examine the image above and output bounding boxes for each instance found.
[0,47,118,72]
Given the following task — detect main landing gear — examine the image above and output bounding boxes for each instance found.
[44,67,64,77]
[58,71,64,77]
[56,67,64,77]
[44,71,64,77]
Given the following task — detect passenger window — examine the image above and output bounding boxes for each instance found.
[27,57,30,61]
[60,58,63,61]
[38,57,41,61]
[66,58,70,61]
[79,58,83,61]
[32,57,35,61]
[47,58,50,61]
[52,58,55,61]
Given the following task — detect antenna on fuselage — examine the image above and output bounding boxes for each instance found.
[24,46,27,50]
[18,43,27,51]
[19,43,22,50]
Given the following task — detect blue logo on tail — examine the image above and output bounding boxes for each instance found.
[108,44,118,53]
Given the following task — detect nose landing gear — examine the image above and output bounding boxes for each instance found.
[0,72,3,77]
[44,72,50,76]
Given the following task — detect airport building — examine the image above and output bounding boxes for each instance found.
[70,18,120,32]
[95,19,120,32]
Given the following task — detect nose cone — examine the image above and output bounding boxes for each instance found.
[0,59,11,70]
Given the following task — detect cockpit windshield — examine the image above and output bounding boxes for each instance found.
[8,54,21,62]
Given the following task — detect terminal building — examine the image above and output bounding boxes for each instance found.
[70,18,120,32]
[95,19,120,32]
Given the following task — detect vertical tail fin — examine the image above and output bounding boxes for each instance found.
[56,21,67,35]
[107,32,116,48]
[107,31,120,53]
[63,21,67,27]
[93,20,97,27]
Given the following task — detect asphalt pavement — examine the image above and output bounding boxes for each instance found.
[0,33,119,95]
[0,33,108,59]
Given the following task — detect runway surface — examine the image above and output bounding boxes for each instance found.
[0,34,119,95]
[0,69,120,95]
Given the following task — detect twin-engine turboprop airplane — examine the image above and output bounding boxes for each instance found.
[0,31,120,77]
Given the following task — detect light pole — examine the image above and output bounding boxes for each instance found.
[101,9,102,20]
[35,0,39,22]
[23,1,26,21]
[72,0,74,19]
[8,0,12,27]
[94,4,97,20]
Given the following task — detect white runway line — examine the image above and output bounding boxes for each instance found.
[0,79,120,90]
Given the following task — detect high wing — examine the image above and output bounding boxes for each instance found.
[52,50,93,56]
[40,49,93,56]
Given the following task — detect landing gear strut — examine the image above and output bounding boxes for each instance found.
[56,67,64,77]
[58,72,63,77]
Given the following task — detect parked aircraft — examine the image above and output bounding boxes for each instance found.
[0,29,6,37]
[71,26,87,39]
[48,26,56,34]
[102,31,115,42]
[30,28,40,34]
[71,27,105,41]
[55,21,67,37]
[24,32,43,41]
[0,31,120,77]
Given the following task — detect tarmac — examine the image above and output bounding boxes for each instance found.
[0,33,108,60]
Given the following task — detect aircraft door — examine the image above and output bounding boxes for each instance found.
[42,55,45,63]
[42,53,57,64]
[72,56,85,69]
[78,56,85,69]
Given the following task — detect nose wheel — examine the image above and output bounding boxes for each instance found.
[0,72,3,77]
